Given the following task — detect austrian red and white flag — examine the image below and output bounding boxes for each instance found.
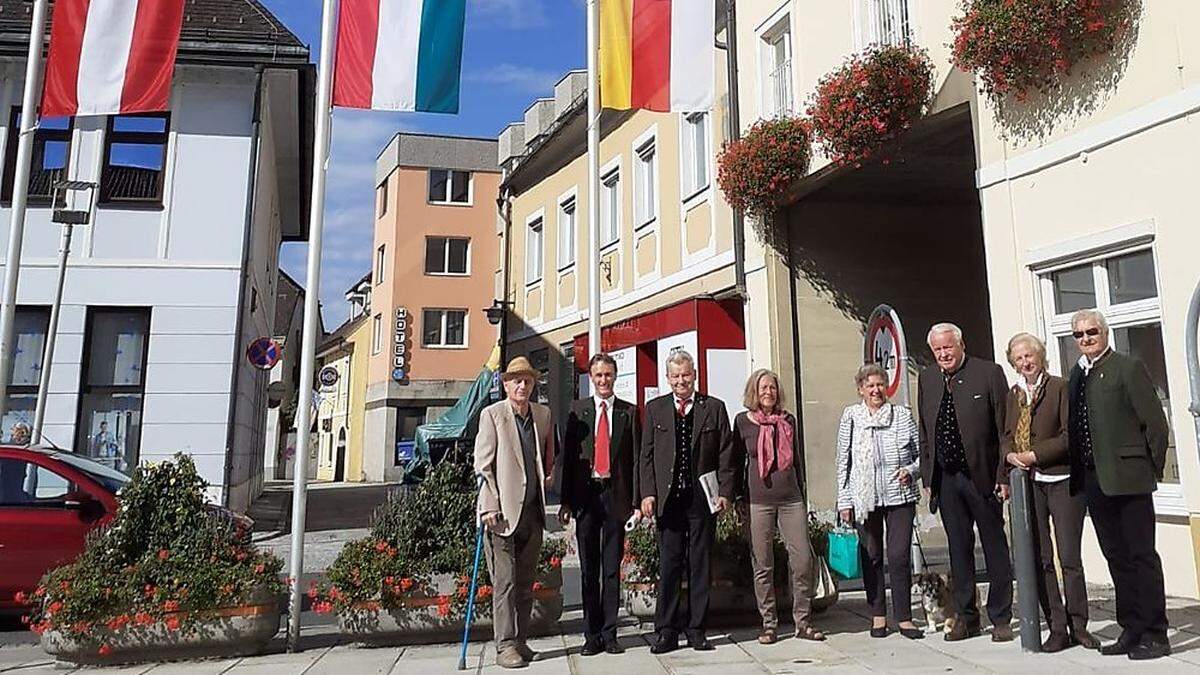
[41,0,186,118]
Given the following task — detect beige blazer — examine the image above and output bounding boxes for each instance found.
[474,399,553,537]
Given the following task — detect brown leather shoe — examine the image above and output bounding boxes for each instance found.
[514,643,539,662]
[1042,632,1072,652]
[991,624,1014,642]
[758,629,777,645]
[1073,629,1100,650]
[496,646,527,669]
[944,621,981,642]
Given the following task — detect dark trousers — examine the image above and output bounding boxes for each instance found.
[857,502,916,622]
[937,470,1013,626]
[484,504,543,652]
[575,478,625,643]
[1030,478,1088,635]
[655,484,714,638]
[1083,468,1168,643]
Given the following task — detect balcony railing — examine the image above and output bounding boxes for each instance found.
[863,0,913,47]
[768,57,793,118]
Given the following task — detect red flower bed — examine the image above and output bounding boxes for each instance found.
[807,44,934,167]
[716,116,812,220]
[951,0,1135,101]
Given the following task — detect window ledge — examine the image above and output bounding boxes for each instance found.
[557,262,576,274]
[427,200,473,208]
[423,344,470,350]
[425,271,471,278]
[99,200,164,211]
[634,217,657,233]
[682,185,711,210]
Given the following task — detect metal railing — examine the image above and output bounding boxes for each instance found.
[864,0,913,47]
[768,57,793,118]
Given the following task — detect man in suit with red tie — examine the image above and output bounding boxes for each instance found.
[639,350,735,654]
[557,353,640,656]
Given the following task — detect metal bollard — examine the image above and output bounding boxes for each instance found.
[1008,467,1041,653]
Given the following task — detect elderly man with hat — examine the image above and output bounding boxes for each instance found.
[475,356,555,669]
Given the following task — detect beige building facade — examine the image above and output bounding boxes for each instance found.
[734,0,1200,596]
[497,68,748,425]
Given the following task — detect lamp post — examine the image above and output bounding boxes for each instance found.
[31,180,97,446]
[485,299,513,368]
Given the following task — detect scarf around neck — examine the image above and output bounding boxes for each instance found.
[749,409,794,480]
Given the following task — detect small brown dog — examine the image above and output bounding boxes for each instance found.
[915,572,977,634]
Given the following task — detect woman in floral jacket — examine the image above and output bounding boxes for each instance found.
[836,363,922,639]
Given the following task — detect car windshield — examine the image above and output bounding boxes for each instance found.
[43,450,129,493]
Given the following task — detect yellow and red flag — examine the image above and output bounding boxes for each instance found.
[599,0,715,112]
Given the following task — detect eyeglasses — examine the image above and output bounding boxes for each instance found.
[1072,328,1102,340]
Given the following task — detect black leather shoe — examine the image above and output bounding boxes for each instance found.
[687,635,715,651]
[1042,632,1072,653]
[1128,639,1171,661]
[604,639,625,655]
[650,634,678,654]
[1073,629,1100,650]
[899,627,925,640]
[1100,633,1137,656]
[870,626,890,638]
[991,624,1014,642]
[580,639,603,656]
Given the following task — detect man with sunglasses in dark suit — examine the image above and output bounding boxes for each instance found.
[557,352,640,656]
[1067,309,1171,660]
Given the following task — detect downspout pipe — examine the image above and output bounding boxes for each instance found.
[496,185,513,368]
[720,0,747,299]
[222,65,266,509]
[1187,279,1200,467]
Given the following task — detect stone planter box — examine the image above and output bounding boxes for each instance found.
[339,569,564,645]
[41,593,280,666]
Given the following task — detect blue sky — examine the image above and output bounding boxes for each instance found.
[262,0,586,328]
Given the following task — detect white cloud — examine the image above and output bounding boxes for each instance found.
[471,0,548,29]
[465,64,561,95]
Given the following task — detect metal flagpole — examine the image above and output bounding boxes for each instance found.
[585,0,602,355]
[286,0,339,653]
[0,0,51,426]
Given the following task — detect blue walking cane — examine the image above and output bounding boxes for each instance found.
[458,474,488,671]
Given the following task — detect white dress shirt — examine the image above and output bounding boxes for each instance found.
[672,393,694,416]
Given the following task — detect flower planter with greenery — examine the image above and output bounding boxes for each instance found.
[716,116,812,221]
[312,458,565,644]
[951,0,1136,102]
[808,44,934,167]
[621,508,838,622]
[24,456,284,665]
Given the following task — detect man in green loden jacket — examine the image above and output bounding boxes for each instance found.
[1067,308,1171,661]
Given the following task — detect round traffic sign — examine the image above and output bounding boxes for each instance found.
[246,337,281,370]
[318,366,340,388]
[864,309,905,399]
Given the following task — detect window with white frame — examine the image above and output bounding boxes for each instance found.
[422,308,467,347]
[428,169,471,204]
[557,196,576,268]
[425,236,469,275]
[600,170,620,246]
[1038,246,1177,485]
[634,139,656,227]
[681,112,710,197]
[761,21,793,118]
[375,245,386,284]
[526,217,544,283]
[857,0,913,48]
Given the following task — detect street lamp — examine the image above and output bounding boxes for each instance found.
[31,180,97,445]
[484,299,512,326]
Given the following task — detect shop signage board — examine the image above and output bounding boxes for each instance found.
[392,307,410,383]
[863,304,909,405]
[318,366,339,388]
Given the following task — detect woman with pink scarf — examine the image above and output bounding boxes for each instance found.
[733,368,825,645]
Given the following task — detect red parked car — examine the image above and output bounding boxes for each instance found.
[0,444,127,611]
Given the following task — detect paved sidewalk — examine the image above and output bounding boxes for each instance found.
[4,586,1200,674]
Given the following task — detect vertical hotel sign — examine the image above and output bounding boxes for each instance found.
[392,307,410,383]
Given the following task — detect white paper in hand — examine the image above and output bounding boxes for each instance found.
[698,471,720,514]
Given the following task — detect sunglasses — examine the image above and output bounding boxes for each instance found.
[1072,328,1102,339]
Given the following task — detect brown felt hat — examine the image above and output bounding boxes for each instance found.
[501,356,538,381]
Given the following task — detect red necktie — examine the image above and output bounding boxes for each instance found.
[594,401,610,477]
[677,398,690,417]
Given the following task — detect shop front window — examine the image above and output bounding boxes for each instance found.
[75,308,150,474]
[2,307,49,442]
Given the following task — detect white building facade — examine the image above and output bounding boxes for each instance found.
[0,3,314,511]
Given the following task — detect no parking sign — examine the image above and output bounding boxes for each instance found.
[246,337,281,370]
[863,304,909,405]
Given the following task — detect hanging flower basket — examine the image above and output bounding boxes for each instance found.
[716,116,812,221]
[951,0,1136,101]
[24,456,285,665]
[808,44,934,167]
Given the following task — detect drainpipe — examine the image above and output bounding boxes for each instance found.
[1187,279,1200,475]
[719,0,747,299]
[496,185,513,368]
[222,65,266,509]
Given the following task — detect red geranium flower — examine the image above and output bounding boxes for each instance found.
[98,644,112,656]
